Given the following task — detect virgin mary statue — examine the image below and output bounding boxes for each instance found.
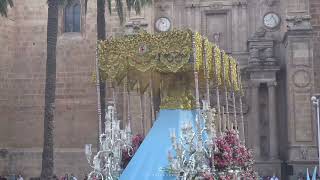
[120,73,197,180]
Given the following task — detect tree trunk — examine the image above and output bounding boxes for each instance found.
[97,0,106,136]
[40,0,58,179]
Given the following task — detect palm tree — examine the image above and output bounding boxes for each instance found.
[0,0,13,17]
[40,0,152,179]
[40,0,59,179]
[97,0,107,143]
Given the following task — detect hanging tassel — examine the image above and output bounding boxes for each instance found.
[203,39,211,107]
[237,65,246,144]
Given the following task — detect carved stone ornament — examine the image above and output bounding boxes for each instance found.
[286,15,312,30]
[252,27,267,38]
[232,0,247,7]
[264,0,277,7]
[299,146,308,160]
[125,19,148,35]
[209,3,224,10]
[157,4,170,12]
[292,70,311,88]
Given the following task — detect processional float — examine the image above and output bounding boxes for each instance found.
[85,30,256,180]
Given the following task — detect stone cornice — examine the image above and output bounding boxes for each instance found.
[267,81,277,87]
[286,14,312,31]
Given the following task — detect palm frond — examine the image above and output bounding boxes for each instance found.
[126,0,152,15]
[115,0,124,24]
[7,0,12,7]
[85,0,88,14]
[106,0,111,15]
[105,0,152,24]
[125,0,131,11]
[0,0,13,17]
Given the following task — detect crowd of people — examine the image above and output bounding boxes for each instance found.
[0,175,23,180]
[0,173,78,180]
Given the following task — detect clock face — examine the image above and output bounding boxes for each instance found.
[263,12,280,29]
[155,17,171,32]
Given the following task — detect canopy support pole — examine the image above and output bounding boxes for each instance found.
[149,72,155,125]
[230,58,237,130]
[139,82,145,136]
[213,47,222,135]
[192,33,200,110]
[221,51,230,130]
[238,67,246,144]
[222,106,226,130]
[95,42,102,150]
[127,76,132,130]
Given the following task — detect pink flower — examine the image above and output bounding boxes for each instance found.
[121,134,144,169]
[211,130,257,178]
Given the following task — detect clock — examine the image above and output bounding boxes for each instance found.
[263,12,281,29]
[155,17,171,32]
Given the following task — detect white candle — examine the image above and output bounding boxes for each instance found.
[85,144,92,156]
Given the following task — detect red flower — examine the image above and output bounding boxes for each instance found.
[121,134,144,169]
[211,130,257,179]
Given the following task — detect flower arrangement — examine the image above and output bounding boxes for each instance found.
[201,129,257,180]
[121,134,144,169]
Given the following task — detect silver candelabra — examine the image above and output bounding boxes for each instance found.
[85,104,133,180]
[166,100,217,180]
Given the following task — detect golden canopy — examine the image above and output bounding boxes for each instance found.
[97,29,241,92]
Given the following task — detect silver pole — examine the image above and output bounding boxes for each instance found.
[95,42,102,150]
[192,33,200,110]
[312,96,320,175]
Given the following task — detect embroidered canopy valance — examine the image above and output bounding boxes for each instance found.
[97,29,241,92]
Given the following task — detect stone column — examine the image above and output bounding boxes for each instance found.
[250,81,261,158]
[268,81,278,159]
[283,6,314,175]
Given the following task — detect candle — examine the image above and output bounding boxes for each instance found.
[172,129,176,138]
[85,144,92,156]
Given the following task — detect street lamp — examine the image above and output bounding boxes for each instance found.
[311,95,320,175]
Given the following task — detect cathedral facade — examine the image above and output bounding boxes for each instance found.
[0,0,319,179]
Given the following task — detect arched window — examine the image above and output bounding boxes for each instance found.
[64,0,81,32]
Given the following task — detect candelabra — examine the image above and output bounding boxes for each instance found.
[85,104,133,180]
[166,100,217,180]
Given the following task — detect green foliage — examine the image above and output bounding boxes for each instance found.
[0,0,13,17]
[106,0,153,24]
[126,0,152,14]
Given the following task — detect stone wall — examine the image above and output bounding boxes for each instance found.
[0,0,155,178]
[0,9,15,148]
[0,4,15,177]
[0,0,99,178]
[311,0,320,93]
